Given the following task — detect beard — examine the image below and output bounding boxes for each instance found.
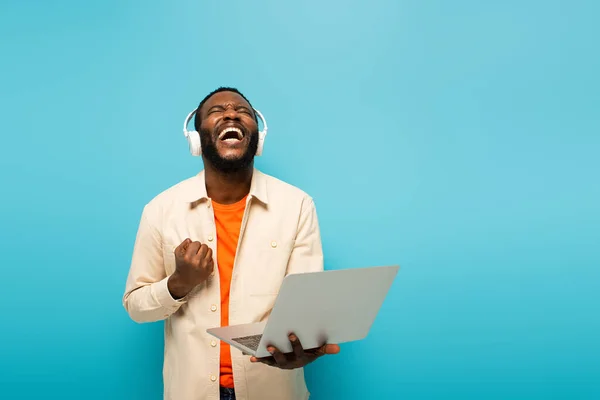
[199,128,259,173]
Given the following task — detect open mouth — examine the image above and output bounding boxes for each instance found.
[218,126,244,143]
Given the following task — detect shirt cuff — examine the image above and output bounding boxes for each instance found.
[152,275,187,310]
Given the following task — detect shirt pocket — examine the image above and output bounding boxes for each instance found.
[247,239,295,296]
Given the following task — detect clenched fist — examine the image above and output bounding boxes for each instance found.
[167,238,214,299]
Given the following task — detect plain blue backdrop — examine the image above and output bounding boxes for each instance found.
[1,1,598,399]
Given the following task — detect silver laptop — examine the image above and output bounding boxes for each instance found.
[207,265,399,358]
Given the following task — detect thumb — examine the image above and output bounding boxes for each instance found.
[315,343,340,357]
[176,238,192,254]
[323,344,340,355]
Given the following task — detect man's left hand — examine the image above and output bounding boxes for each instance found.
[249,334,340,370]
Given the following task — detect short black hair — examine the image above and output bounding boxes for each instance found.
[194,87,256,131]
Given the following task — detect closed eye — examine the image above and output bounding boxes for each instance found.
[207,106,225,114]
[236,106,252,115]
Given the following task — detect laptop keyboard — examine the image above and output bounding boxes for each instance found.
[232,334,263,351]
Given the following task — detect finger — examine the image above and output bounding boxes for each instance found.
[175,238,192,255]
[194,243,209,260]
[204,246,212,261]
[204,250,214,273]
[325,344,341,354]
[314,343,341,357]
[185,241,201,258]
[289,334,305,360]
[203,247,213,264]
[268,346,287,366]
[250,356,276,366]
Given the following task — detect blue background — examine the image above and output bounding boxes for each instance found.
[1,1,598,399]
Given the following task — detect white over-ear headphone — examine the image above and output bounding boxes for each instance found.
[182,108,268,157]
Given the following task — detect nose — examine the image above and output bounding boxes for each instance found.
[222,107,240,121]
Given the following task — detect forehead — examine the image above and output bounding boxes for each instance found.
[203,91,251,110]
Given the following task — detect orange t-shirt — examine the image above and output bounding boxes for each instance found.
[212,196,247,389]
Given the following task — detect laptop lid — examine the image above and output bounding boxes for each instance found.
[257,265,399,356]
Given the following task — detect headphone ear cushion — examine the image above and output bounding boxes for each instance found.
[187,131,202,156]
[256,130,267,156]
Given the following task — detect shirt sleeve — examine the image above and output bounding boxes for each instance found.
[122,205,187,323]
[286,197,325,275]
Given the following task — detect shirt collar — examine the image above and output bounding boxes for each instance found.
[182,168,269,205]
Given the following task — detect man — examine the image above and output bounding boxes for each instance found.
[123,87,339,400]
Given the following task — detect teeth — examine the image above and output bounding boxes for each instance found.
[218,127,243,140]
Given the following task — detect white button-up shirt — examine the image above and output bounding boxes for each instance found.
[123,169,324,400]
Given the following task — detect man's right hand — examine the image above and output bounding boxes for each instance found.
[167,238,214,300]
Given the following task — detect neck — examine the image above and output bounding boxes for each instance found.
[203,161,253,205]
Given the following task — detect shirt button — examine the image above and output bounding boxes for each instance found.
[210,375,217,382]
[210,304,217,312]
[271,241,277,248]
[211,340,217,347]
[208,235,214,242]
